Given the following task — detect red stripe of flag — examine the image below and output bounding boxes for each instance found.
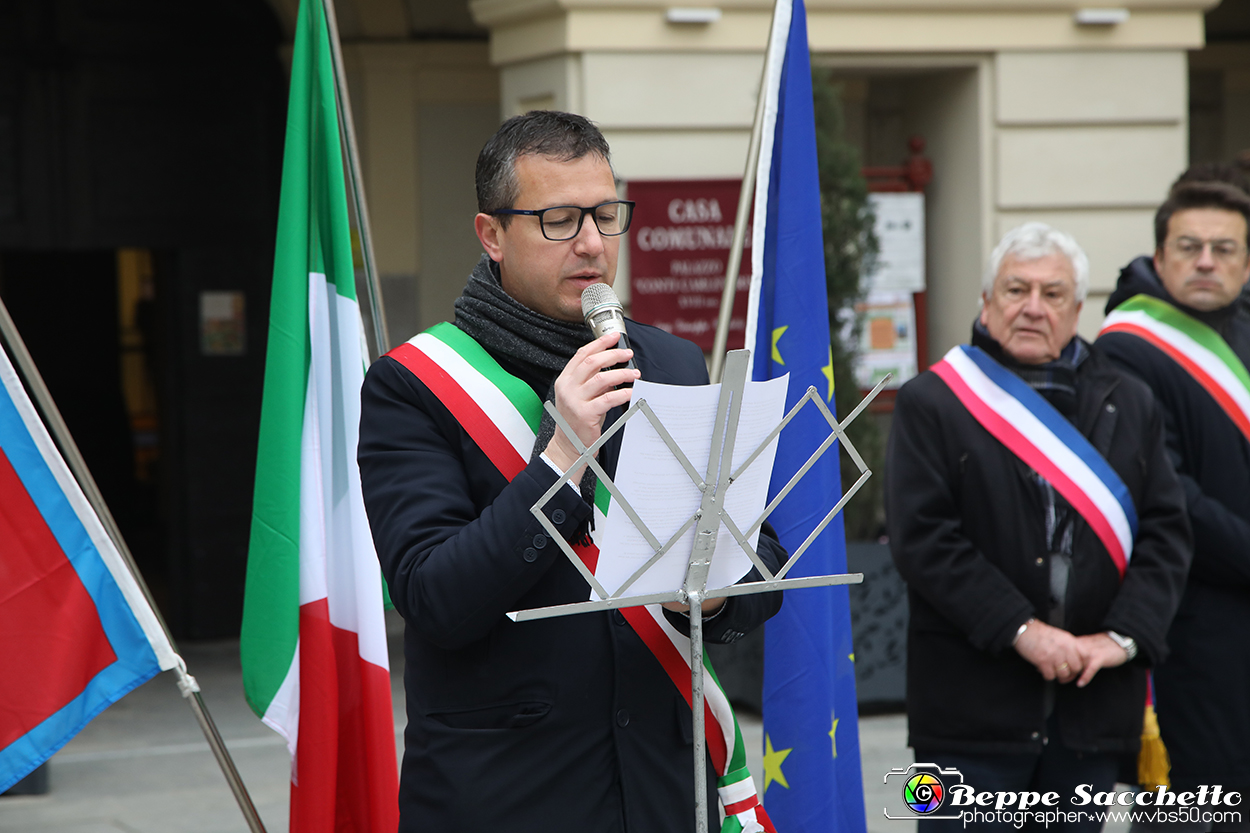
[387,343,527,480]
[1103,322,1250,442]
[291,598,399,833]
[573,541,599,574]
[0,448,116,748]
[724,795,760,815]
[620,606,729,772]
[932,361,1128,577]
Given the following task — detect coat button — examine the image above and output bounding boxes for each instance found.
[1106,403,1116,413]
[613,610,626,626]
[532,533,547,549]
[523,548,538,562]
[1031,731,1040,740]
[616,709,630,727]
[552,509,566,525]
[1036,557,1044,566]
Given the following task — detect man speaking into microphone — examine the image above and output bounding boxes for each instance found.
[357,111,784,832]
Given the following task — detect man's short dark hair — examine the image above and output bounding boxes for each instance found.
[1154,181,1250,250]
[1169,161,1250,197]
[475,111,613,223]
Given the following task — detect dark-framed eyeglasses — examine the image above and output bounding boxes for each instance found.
[1168,236,1247,262]
[491,200,635,241]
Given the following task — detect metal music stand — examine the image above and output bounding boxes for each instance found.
[508,349,888,833]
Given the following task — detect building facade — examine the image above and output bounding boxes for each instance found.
[2,0,1246,636]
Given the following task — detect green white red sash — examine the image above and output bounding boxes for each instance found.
[931,345,1138,578]
[386,322,773,833]
[1101,293,1250,443]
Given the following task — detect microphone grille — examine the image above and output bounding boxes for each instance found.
[581,283,621,318]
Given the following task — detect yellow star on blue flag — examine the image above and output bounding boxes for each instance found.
[763,735,793,792]
[822,345,835,402]
[772,326,788,365]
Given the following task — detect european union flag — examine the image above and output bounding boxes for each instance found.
[746,1,867,831]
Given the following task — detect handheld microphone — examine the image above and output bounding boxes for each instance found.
[581,284,637,371]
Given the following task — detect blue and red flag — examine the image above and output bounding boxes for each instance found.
[745,1,868,830]
[0,340,177,793]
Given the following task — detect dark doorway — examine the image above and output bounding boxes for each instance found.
[0,1,286,638]
[0,250,168,606]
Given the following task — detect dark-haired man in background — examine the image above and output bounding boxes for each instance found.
[357,111,783,831]
[1100,180,1250,827]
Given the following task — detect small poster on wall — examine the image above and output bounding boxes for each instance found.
[852,290,917,389]
[200,291,246,356]
[856,193,925,388]
[864,193,925,293]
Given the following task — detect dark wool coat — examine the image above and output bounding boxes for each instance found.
[1100,257,1250,790]
[358,318,784,833]
[885,336,1191,756]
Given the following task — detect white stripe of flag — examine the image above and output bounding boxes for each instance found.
[944,347,1134,563]
[1104,308,1250,425]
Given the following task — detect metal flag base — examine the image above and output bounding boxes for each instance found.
[510,349,888,833]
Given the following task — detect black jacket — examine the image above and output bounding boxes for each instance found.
[358,318,784,832]
[886,334,1191,756]
[1099,257,1250,788]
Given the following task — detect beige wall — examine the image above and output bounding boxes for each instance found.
[907,65,992,359]
[264,0,1216,358]
[473,1,1210,64]
[991,49,1188,340]
[345,42,500,343]
[472,0,1204,361]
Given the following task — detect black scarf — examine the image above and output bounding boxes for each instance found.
[971,319,1087,421]
[453,255,600,521]
[454,255,592,379]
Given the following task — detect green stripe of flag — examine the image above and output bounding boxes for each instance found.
[1118,294,1250,392]
[241,0,354,719]
[427,322,543,433]
[426,323,616,518]
[594,481,611,517]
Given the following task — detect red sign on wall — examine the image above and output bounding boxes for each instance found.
[627,179,752,352]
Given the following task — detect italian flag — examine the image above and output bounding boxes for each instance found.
[240,1,399,830]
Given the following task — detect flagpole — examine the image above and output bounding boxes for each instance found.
[320,0,390,359]
[709,0,784,383]
[0,297,268,833]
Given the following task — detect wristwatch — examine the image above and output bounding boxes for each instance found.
[1106,630,1137,661]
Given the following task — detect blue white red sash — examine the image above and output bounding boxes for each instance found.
[931,345,1138,577]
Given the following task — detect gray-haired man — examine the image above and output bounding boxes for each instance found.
[886,223,1191,830]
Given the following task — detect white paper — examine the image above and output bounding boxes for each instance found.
[592,375,788,599]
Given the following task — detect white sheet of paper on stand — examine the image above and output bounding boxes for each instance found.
[591,374,789,599]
